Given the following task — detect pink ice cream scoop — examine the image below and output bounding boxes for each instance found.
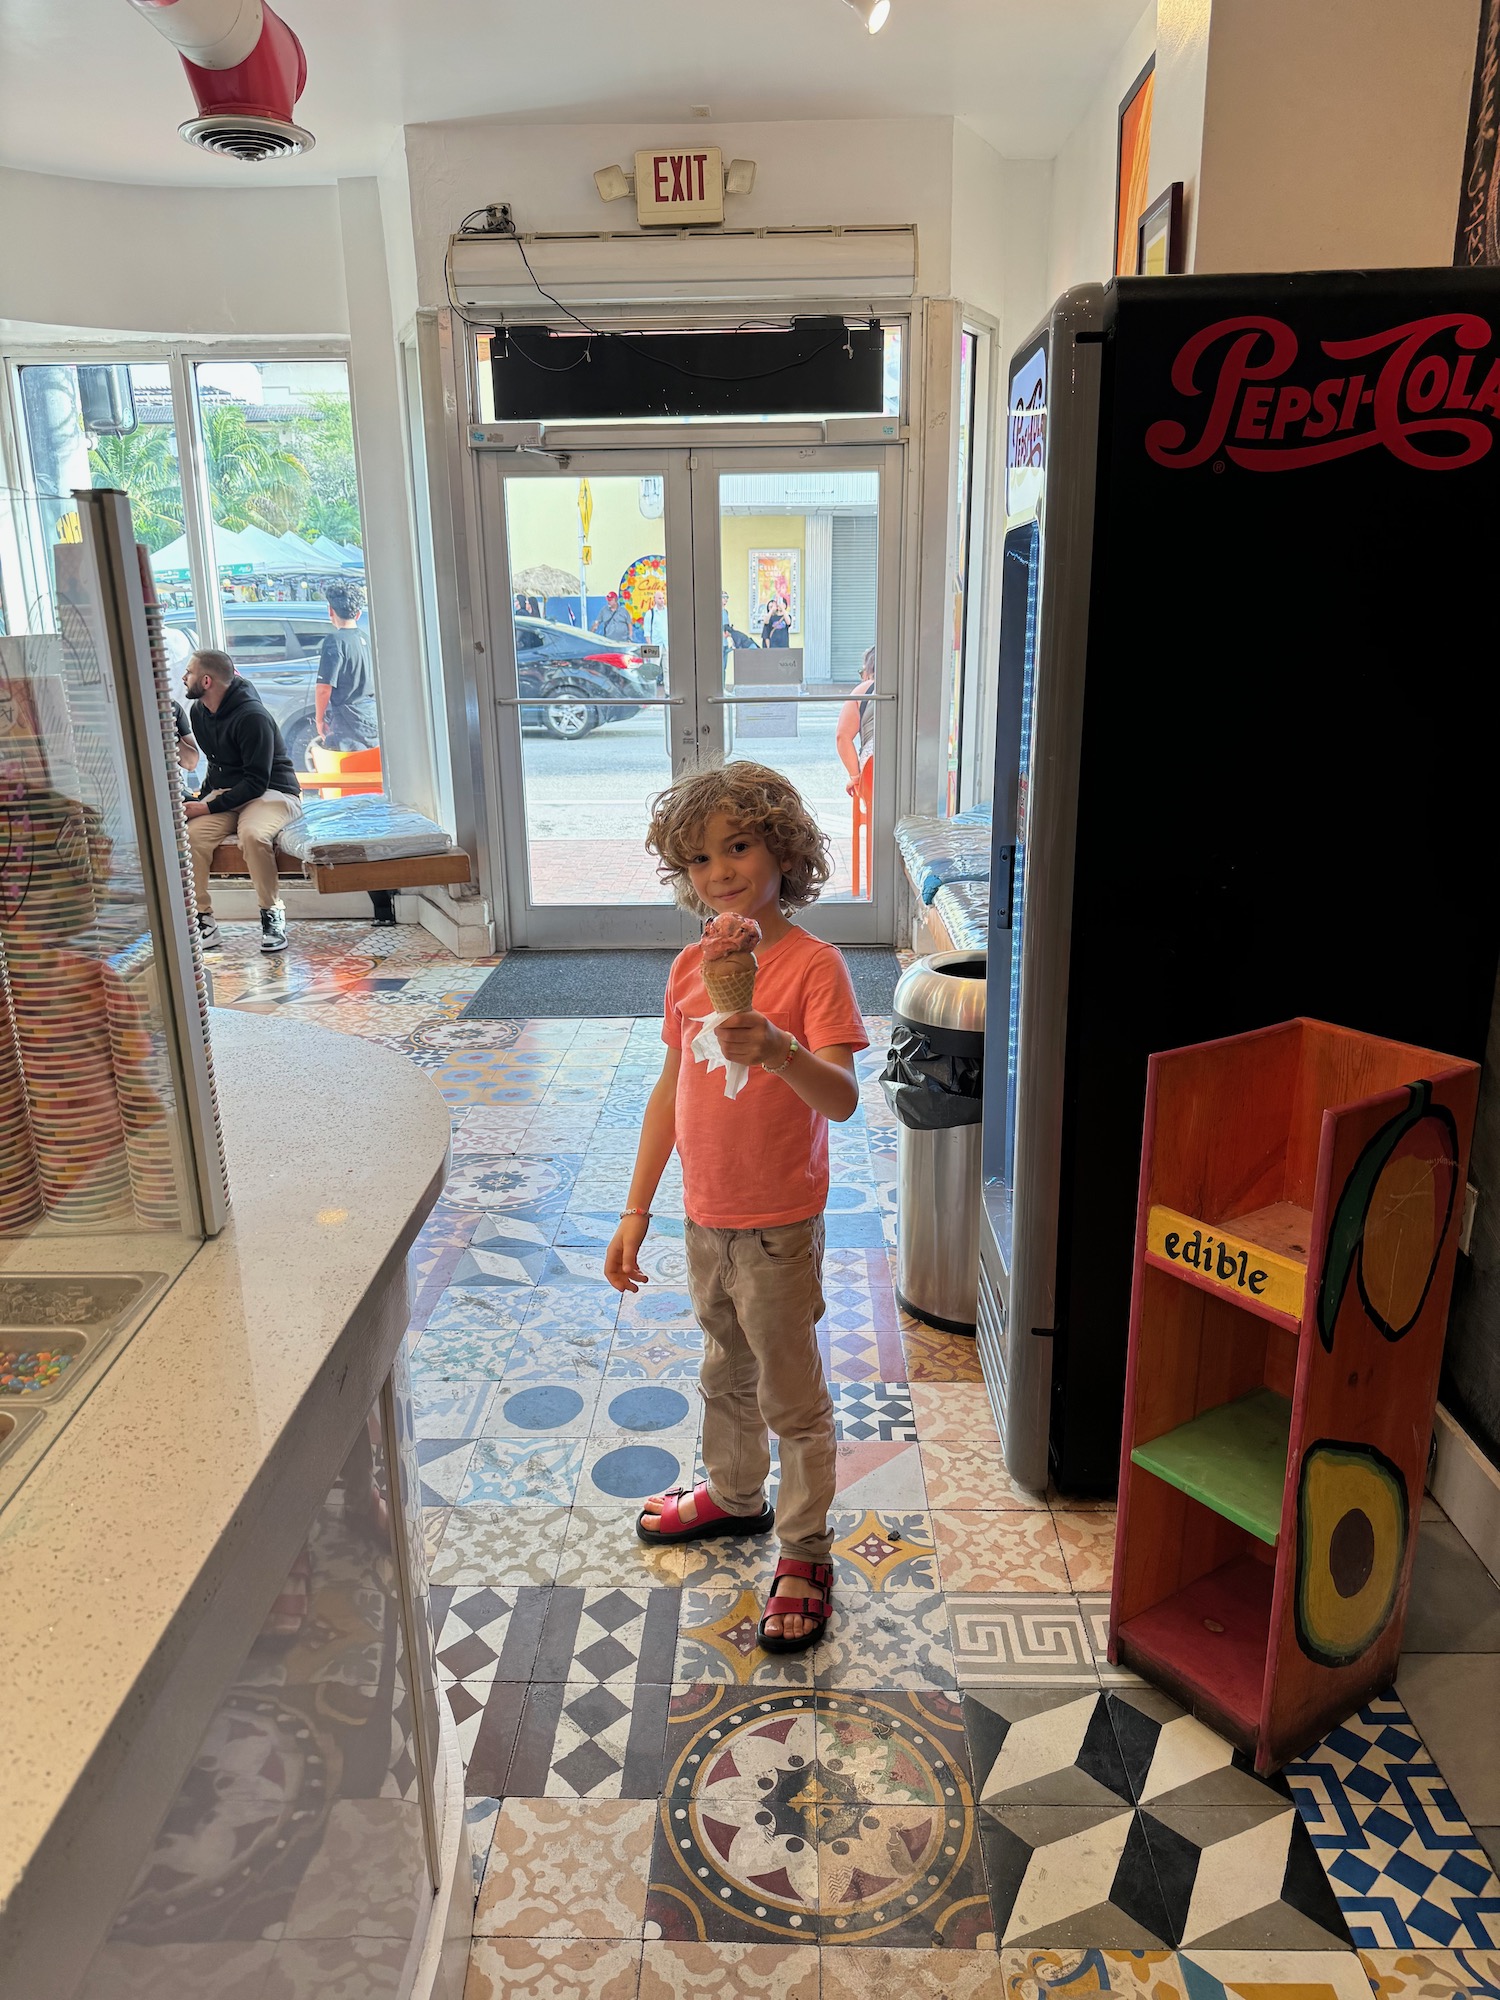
[699,912,761,1014]
[700,912,762,961]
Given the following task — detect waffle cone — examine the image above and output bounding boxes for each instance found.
[702,955,757,1015]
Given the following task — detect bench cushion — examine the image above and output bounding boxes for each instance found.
[276,797,455,867]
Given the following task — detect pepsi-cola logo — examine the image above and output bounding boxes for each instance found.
[1145,312,1500,472]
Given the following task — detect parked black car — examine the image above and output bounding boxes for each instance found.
[514,617,651,739]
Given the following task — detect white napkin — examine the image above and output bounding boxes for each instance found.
[690,1013,749,1099]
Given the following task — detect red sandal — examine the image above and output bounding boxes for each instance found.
[757,1557,833,1654]
[636,1481,775,1546]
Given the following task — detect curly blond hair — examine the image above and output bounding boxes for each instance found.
[645,761,832,914]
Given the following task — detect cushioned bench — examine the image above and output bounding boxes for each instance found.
[894,801,992,951]
[209,795,471,922]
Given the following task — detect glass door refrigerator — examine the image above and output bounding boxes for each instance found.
[979,270,1500,1495]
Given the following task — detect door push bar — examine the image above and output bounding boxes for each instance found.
[706,693,898,705]
[494,696,686,706]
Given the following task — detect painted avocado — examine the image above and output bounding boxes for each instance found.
[1316,1082,1459,1351]
[1358,1111,1459,1340]
[1295,1438,1409,1669]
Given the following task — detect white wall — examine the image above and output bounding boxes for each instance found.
[401,115,959,309]
[0,168,347,338]
[1152,0,1210,268]
[1193,0,1478,271]
[1044,2,1158,302]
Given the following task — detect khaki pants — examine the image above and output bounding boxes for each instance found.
[686,1215,835,1563]
[187,792,300,914]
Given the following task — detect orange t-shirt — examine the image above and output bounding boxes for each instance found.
[663,926,869,1229]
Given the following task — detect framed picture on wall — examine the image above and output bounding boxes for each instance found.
[1137,182,1185,275]
[749,549,800,632]
[1115,57,1155,278]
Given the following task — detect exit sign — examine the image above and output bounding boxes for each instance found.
[634,147,723,227]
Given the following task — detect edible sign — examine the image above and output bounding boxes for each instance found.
[1146,1205,1306,1319]
[635,147,724,227]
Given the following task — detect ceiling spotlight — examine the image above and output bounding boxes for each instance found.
[843,0,890,29]
[593,164,633,201]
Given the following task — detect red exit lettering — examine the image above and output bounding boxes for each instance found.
[650,152,711,204]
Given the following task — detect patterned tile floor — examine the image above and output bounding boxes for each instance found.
[213,922,1500,2000]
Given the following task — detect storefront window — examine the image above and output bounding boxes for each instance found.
[14,362,200,637]
[192,360,379,775]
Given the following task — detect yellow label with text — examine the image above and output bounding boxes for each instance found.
[1147,1205,1306,1319]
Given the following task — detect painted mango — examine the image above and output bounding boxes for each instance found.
[1316,1082,1459,1351]
[1294,1438,1409,1669]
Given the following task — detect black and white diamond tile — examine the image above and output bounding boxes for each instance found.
[433,1584,549,1685]
[1107,1686,1293,1808]
[1138,1802,1353,1948]
[832,1382,917,1442]
[978,1802,1173,1946]
[504,1678,671,1798]
[532,1585,681,1685]
[963,1687,1133,1806]
[1286,1693,1500,1949]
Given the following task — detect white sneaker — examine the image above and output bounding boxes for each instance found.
[260,906,288,954]
[196,912,223,951]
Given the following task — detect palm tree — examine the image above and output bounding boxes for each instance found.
[87,428,182,551]
[199,405,308,535]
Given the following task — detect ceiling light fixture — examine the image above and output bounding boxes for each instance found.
[843,0,890,29]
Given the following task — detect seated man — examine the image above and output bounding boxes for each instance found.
[182,648,302,955]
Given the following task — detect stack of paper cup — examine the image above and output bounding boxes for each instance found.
[0,957,42,1234]
[0,793,131,1229]
[103,935,183,1230]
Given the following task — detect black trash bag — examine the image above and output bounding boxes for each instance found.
[880,1023,983,1130]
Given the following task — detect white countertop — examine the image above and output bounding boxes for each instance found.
[0,1008,450,1939]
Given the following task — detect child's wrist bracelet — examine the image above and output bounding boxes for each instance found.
[761,1035,799,1075]
[620,1207,652,1221]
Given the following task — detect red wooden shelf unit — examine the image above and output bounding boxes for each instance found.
[1108,1018,1478,1773]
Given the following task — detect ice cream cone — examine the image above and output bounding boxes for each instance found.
[702,955,757,1015]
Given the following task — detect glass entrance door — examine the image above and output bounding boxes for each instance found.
[476,442,898,946]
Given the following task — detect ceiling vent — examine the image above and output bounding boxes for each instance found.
[126,0,314,159]
[179,110,313,160]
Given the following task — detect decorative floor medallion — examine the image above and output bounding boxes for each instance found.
[646,1686,987,1944]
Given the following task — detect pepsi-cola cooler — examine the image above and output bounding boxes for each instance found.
[979,270,1500,1494]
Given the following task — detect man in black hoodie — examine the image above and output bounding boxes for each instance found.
[182,649,302,955]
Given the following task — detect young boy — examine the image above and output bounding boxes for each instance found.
[604,763,867,1652]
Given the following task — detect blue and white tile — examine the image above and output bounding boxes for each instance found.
[458,1437,585,1508]
[482,1380,601,1440]
[1288,1695,1500,1949]
[521,1280,622,1335]
[603,1331,704,1382]
[412,1382,497,1441]
[616,1287,701,1336]
[443,1153,581,1215]
[423,1284,533,1336]
[580,1435,695,1506]
[501,1326,615,1390]
[411,1325,520,1382]
[589,1381,701,1444]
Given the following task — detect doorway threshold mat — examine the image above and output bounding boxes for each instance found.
[460,952,676,1019]
[458,947,902,1020]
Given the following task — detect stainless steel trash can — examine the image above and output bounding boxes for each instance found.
[882,950,986,1334]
